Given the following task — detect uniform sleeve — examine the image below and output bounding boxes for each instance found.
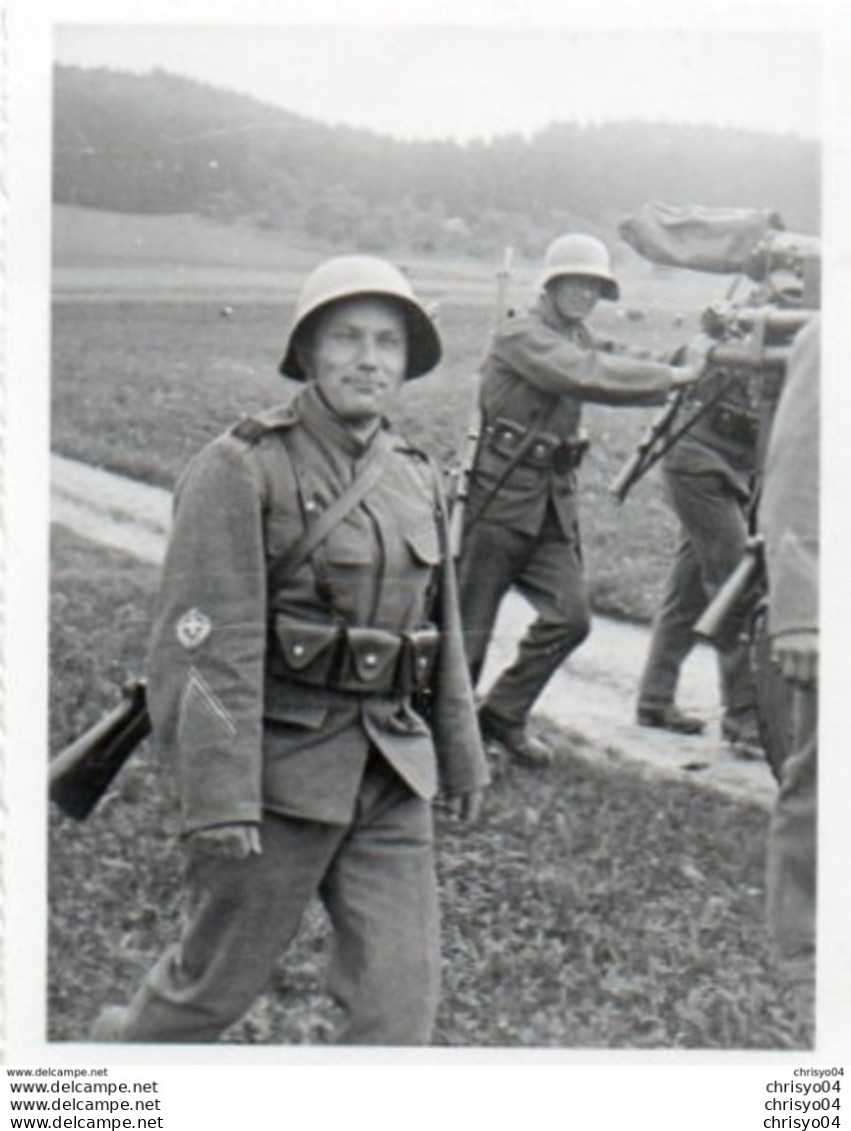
[760,317,820,640]
[491,315,679,405]
[765,532,819,640]
[145,437,268,833]
[430,478,491,796]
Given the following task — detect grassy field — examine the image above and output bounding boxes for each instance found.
[48,529,808,1048]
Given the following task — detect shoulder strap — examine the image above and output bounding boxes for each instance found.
[268,439,392,593]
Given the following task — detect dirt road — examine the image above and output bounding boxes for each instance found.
[51,453,777,807]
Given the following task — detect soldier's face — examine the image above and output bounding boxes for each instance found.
[550,275,603,322]
[305,298,408,422]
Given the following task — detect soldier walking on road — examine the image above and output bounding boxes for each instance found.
[90,255,489,1045]
[634,279,808,751]
[457,234,702,767]
[634,407,761,746]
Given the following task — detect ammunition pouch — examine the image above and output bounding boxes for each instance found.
[397,626,441,695]
[273,618,342,684]
[708,404,759,446]
[339,626,404,691]
[687,393,759,450]
[486,418,589,474]
[272,615,440,696]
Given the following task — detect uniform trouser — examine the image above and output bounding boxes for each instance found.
[637,468,756,716]
[104,751,440,1044]
[766,685,817,984]
[458,510,591,727]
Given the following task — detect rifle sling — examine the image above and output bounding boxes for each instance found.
[462,392,561,534]
[630,375,737,481]
[268,440,392,593]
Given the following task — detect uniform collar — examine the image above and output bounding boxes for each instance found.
[536,292,589,341]
[298,382,387,460]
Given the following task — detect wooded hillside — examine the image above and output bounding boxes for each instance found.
[53,65,820,260]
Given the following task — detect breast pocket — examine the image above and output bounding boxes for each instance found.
[393,520,441,620]
[317,518,375,616]
[405,521,441,569]
[324,519,373,566]
[265,512,304,559]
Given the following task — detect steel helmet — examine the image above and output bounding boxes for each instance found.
[279,255,442,381]
[538,233,620,301]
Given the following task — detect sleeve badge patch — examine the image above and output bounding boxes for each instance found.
[176,608,212,650]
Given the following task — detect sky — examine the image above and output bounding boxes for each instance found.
[53,21,823,143]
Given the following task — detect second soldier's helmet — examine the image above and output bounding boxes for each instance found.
[538,234,620,301]
[279,255,442,381]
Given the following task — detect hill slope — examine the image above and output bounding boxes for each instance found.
[54,65,820,259]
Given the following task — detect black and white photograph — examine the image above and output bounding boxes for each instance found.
[4,0,851,1097]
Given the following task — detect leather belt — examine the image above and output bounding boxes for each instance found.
[709,405,759,445]
[486,418,589,473]
[689,402,759,447]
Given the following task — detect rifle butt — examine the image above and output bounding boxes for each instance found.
[693,544,764,645]
[49,681,151,821]
[608,450,645,502]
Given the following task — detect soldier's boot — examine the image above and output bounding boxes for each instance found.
[721,707,764,760]
[89,1005,130,1042]
[478,706,553,768]
[636,702,706,735]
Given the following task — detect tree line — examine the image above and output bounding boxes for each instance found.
[53,65,820,260]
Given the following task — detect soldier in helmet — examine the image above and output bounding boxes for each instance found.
[634,401,762,748]
[457,233,703,766]
[90,256,489,1045]
[633,275,811,749]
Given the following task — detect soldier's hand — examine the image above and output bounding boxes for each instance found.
[445,789,484,824]
[671,334,714,387]
[185,823,262,864]
[772,630,819,686]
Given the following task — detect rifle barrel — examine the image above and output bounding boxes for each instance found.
[693,539,764,643]
[608,449,647,503]
[710,344,791,368]
[706,306,813,334]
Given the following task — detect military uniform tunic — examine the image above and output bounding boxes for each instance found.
[467,303,677,539]
[109,383,488,1045]
[458,296,681,727]
[147,382,486,829]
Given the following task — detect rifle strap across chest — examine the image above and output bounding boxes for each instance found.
[268,439,392,594]
[464,386,562,534]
